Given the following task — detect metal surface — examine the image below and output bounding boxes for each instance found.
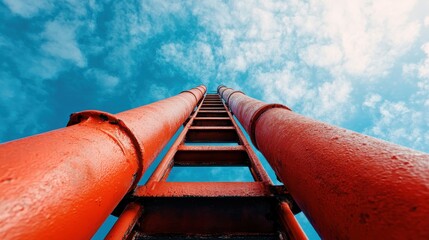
[136,197,276,235]
[106,203,143,240]
[0,85,206,239]
[278,202,307,240]
[218,85,429,239]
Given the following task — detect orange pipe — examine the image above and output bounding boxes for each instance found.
[105,203,142,240]
[279,202,307,240]
[0,85,206,239]
[218,85,429,239]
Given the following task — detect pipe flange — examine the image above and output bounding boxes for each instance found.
[226,90,245,107]
[219,87,230,96]
[67,110,144,192]
[249,104,292,150]
[180,90,198,103]
[194,87,204,96]
[217,85,226,92]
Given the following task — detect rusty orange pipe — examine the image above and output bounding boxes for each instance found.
[105,203,142,240]
[279,202,307,240]
[218,86,429,239]
[0,85,206,239]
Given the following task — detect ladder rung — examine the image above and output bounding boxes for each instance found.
[197,111,229,117]
[194,117,230,120]
[135,233,280,240]
[186,126,238,142]
[201,105,224,108]
[198,110,227,113]
[175,145,248,166]
[189,126,235,130]
[193,117,232,126]
[199,107,225,110]
[132,191,278,236]
[201,101,221,103]
[135,182,271,197]
[203,103,222,105]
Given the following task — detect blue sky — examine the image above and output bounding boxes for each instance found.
[1,0,429,239]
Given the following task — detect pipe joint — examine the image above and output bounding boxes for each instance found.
[249,104,291,149]
[226,90,245,106]
[67,110,144,192]
[218,87,230,96]
[180,90,198,103]
[217,85,226,92]
[194,87,204,96]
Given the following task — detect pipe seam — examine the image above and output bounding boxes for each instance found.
[219,87,230,96]
[67,110,144,191]
[226,90,245,107]
[194,87,204,96]
[217,85,226,92]
[180,90,198,103]
[249,104,291,150]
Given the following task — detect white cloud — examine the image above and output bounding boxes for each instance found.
[363,94,382,108]
[84,69,119,92]
[2,0,53,18]
[252,64,311,107]
[169,0,425,126]
[158,41,215,85]
[366,101,429,151]
[292,0,421,77]
[425,17,429,26]
[41,21,86,67]
[251,64,353,124]
[301,44,343,68]
[402,42,429,107]
[189,0,422,80]
[417,43,429,79]
[308,79,353,123]
[191,0,292,74]
[148,84,170,101]
[2,0,97,19]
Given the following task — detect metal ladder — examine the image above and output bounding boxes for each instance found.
[108,93,305,239]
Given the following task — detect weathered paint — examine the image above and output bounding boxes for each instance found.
[218,85,429,239]
[0,85,206,239]
[105,203,142,240]
[279,202,307,240]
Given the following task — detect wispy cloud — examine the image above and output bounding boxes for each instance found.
[365,101,429,151]
[158,41,216,85]
[363,94,382,109]
[84,68,119,93]
[41,20,86,67]
[2,0,53,18]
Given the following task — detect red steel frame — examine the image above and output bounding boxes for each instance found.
[107,92,307,239]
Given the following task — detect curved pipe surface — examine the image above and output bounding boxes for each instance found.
[218,85,429,239]
[0,85,206,239]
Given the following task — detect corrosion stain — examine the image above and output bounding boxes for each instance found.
[359,213,370,224]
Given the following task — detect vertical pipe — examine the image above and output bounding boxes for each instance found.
[218,86,429,239]
[0,85,206,239]
[105,203,143,240]
[279,202,307,240]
